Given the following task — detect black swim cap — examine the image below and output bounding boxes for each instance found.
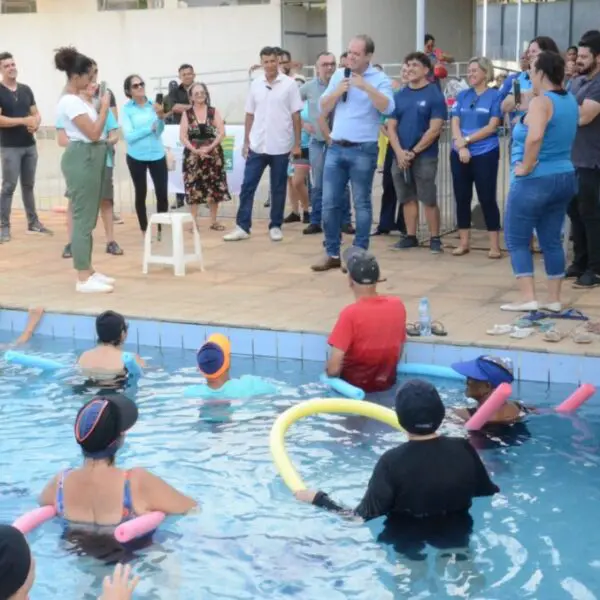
[96,310,127,346]
[395,379,445,435]
[0,525,31,599]
[75,394,138,459]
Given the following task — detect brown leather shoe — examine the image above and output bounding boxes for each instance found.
[311,256,341,272]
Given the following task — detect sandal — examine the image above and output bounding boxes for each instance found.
[407,322,421,337]
[543,328,568,343]
[431,321,448,336]
[210,223,226,231]
[510,327,535,339]
[552,308,589,321]
[452,247,470,256]
[585,321,600,335]
[572,327,593,344]
[488,250,502,259]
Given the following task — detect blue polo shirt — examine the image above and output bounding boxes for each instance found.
[320,65,394,143]
[451,87,502,156]
[391,83,447,158]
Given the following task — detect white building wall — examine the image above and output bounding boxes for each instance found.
[426,0,474,62]
[0,2,282,124]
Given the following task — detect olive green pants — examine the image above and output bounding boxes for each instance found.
[61,141,107,271]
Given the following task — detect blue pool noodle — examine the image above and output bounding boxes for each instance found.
[397,363,465,381]
[320,374,365,400]
[3,350,65,371]
[122,352,143,379]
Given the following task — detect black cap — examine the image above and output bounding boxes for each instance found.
[96,310,127,345]
[0,525,31,599]
[395,379,445,435]
[74,394,138,459]
[342,246,380,285]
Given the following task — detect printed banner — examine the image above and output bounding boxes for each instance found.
[150,125,245,196]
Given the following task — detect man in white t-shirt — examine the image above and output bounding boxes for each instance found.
[224,46,303,243]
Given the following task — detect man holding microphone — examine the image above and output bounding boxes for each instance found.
[311,35,394,272]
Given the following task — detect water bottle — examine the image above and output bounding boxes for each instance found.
[419,297,432,337]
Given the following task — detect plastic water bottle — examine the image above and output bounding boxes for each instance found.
[419,297,432,337]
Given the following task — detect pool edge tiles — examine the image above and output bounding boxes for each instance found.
[1,308,598,386]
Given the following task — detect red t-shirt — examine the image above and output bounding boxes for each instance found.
[328,296,407,393]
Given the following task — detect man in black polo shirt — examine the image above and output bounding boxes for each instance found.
[167,63,195,209]
[0,52,51,242]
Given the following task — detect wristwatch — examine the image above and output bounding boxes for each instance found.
[464,135,471,145]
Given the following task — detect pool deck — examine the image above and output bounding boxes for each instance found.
[2,210,600,359]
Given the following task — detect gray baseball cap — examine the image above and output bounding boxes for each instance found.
[342,246,381,285]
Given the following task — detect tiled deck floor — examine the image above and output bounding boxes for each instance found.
[2,210,599,358]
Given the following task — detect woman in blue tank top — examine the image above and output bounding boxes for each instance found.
[503,51,578,313]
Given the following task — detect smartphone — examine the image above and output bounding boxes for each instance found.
[513,80,521,106]
[99,81,107,97]
[155,93,164,105]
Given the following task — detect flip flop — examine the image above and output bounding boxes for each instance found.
[572,327,593,344]
[520,310,554,323]
[585,322,600,335]
[407,322,421,337]
[488,250,502,259]
[431,321,448,337]
[553,308,589,321]
[452,247,470,256]
[486,324,513,336]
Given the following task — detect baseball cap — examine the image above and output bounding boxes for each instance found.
[74,394,138,459]
[342,246,381,285]
[196,333,231,380]
[395,379,446,435]
[0,525,32,599]
[96,310,127,345]
[451,356,514,388]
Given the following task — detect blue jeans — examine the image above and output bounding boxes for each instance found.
[309,139,351,227]
[236,150,289,233]
[505,171,577,278]
[322,142,378,257]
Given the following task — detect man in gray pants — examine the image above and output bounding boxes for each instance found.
[0,52,51,243]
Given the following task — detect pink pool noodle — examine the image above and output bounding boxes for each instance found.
[114,511,165,543]
[465,383,513,431]
[555,384,596,413]
[13,506,57,534]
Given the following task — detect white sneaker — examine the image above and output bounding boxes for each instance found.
[223,226,250,242]
[500,300,539,312]
[269,227,283,242]
[92,272,116,286]
[542,302,562,313]
[76,277,113,294]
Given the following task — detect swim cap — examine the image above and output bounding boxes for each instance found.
[96,310,127,346]
[395,379,445,435]
[451,356,514,388]
[0,525,31,599]
[75,394,138,459]
[196,334,231,380]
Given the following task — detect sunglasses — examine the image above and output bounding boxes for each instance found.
[131,81,145,90]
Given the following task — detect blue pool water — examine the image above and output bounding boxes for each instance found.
[1,332,600,599]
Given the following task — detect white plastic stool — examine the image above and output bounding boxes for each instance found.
[143,213,204,276]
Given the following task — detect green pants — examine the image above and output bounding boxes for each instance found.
[61,141,107,271]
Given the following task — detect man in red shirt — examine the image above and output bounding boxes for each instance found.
[326,247,407,393]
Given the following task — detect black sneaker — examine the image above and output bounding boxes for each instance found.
[342,223,355,235]
[371,228,391,236]
[106,241,124,256]
[573,271,600,289]
[430,236,443,254]
[283,212,301,224]
[27,223,53,235]
[392,235,419,250]
[302,211,310,224]
[62,243,72,259]
[566,264,585,279]
[303,224,322,235]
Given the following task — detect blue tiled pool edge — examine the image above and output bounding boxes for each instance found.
[1,309,597,385]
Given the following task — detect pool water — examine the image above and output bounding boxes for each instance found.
[1,332,600,599]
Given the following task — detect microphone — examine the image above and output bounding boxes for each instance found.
[342,67,351,102]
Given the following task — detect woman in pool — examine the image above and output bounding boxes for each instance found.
[39,394,197,531]
[451,356,533,425]
[77,311,144,388]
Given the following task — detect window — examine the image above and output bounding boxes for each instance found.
[1,0,36,12]
[98,0,164,10]
[180,0,269,6]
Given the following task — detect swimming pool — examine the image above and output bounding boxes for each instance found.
[1,330,600,599]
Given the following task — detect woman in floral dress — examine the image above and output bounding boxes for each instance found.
[179,82,230,230]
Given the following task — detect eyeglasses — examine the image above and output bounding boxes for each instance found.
[320,62,336,67]
[131,82,145,90]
